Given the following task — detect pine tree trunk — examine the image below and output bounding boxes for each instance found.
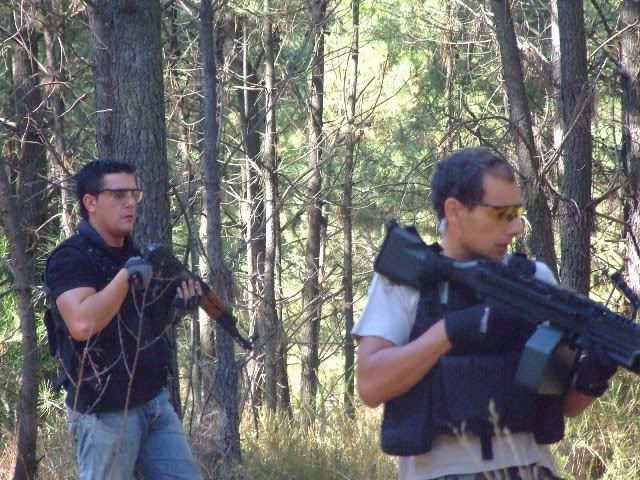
[301,0,327,415]
[234,19,266,415]
[261,0,283,413]
[621,0,640,297]
[441,1,457,155]
[41,0,74,236]
[1,137,40,480]
[11,17,47,250]
[198,1,241,473]
[87,0,113,159]
[342,0,359,419]
[556,0,594,294]
[490,0,557,273]
[110,0,171,245]
[8,16,45,478]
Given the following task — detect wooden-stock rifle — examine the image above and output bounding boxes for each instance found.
[141,243,254,350]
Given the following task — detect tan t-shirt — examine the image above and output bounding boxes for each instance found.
[352,259,558,480]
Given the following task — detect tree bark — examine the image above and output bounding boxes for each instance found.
[341,0,359,420]
[301,0,327,415]
[489,0,557,273]
[621,0,640,297]
[11,14,48,251]
[110,0,171,245]
[556,0,594,294]
[234,18,266,415]
[198,1,241,473]
[261,0,283,414]
[6,12,46,479]
[441,1,457,155]
[87,0,113,159]
[1,147,40,480]
[40,0,74,236]
[550,0,563,156]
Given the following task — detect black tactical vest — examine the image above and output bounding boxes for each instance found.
[43,220,170,413]
[380,247,565,459]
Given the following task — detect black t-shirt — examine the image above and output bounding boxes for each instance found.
[46,227,170,413]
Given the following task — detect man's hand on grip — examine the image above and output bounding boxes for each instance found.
[172,278,202,312]
[125,256,153,289]
[573,345,617,397]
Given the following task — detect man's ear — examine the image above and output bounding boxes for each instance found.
[443,197,464,227]
[83,193,97,215]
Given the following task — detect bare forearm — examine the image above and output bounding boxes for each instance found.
[60,269,131,340]
[357,320,452,407]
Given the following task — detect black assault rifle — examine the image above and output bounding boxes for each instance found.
[374,221,640,396]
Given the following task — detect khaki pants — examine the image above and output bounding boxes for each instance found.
[433,464,561,480]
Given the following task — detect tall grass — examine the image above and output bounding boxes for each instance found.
[2,375,640,479]
[238,408,396,479]
[554,371,640,479]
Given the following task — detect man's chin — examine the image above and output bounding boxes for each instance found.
[118,222,135,235]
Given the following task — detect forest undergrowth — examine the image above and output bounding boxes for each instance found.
[1,374,640,480]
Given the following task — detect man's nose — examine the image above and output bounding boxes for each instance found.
[507,216,525,237]
[124,192,137,206]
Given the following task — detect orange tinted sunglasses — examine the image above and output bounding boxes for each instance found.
[468,202,524,222]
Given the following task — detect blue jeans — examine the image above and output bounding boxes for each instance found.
[67,388,202,480]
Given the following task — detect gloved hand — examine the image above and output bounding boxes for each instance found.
[572,346,618,397]
[171,278,202,313]
[444,304,534,352]
[124,256,153,289]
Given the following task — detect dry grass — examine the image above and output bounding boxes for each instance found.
[238,407,396,480]
[4,374,640,479]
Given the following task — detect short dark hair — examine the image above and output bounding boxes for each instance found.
[430,147,516,220]
[75,159,136,219]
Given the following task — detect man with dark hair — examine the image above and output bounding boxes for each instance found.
[44,159,202,479]
[353,147,616,479]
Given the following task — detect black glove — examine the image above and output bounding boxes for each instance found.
[573,346,618,397]
[125,256,153,289]
[171,279,202,313]
[444,304,534,352]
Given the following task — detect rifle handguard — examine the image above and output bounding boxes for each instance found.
[141,243,254,350]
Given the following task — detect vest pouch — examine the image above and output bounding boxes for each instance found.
[436,351,530,432]
[381,375,432,456]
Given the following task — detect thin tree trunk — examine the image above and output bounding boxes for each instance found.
[441,1,457,155]
[261,0,282,413]
[11,16,48,250]
[556,0,594,294]
[198,1,241,473]
[621,0,640,297]
[41,0,74,236]
[489,0,557,274]
[87,0,113,159]
[275,217,291,415]
[7,13,46,478]
[234,18,266,415]
[301,0,327,415]
[1,154,40,480]
[342,0,359,420]
[550,0,563,156]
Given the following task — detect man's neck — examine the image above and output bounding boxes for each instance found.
[440,236,471,261]
[88,219,126,248]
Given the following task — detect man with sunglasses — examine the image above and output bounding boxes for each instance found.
[44,159,202,479]
[353,148,616,480]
